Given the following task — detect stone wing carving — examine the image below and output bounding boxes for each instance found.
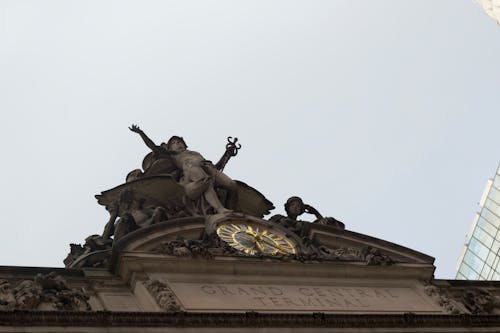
[95,175,185,212]
[141,152,177,177]
[234,180,274,217]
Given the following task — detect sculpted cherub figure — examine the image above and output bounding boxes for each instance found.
[129,124,238,214]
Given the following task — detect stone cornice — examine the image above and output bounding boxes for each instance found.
[0,311,499,328]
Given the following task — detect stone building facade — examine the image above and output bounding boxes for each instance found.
[1,128,499,332]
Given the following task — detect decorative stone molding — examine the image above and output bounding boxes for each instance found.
[154,239,213,259]
[0,311,499,328]
[151,235,398,267]
[0,279,17,311]
[362,246,394,266]
[64,236,112,268]
[144,279,181,311]
[0,272,90,311]
[317,245,363,261]
[423,284,462,314]
[316,245,394,265]
[461,288,500,315]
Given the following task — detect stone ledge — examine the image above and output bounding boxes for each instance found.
[0,311,499,328]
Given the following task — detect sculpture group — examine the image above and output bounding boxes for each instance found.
[65,125,345,267]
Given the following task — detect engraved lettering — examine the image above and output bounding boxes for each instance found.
[354,298,370,307]
[342,288,356,298]
[236,287,250,296]
[299,297,315,306]
[356,289,373,298]
[343,299,358,307]
[268,287,284,296]
[253,297,267,306]
[249,287,267,296]
[326,288,344,297]
[299,288,313,296]
[384,289,399,298]
[187,284,406,311]
[323,297,342,307]
[201,285,216,294]
[315,298,325,306]
[374,289,387,298]
[313,287,327,297]
[282,297,300,306]
[269,297,282,306]
[217,286,235,295]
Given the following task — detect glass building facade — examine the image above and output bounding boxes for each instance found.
[456,164,500,280]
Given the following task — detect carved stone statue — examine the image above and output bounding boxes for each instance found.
[102,188,167,241]
[67,127,274,267]
[270,196,344,237]
[129,124,238,214]
[95,126,273,219]
[65,188,168,268]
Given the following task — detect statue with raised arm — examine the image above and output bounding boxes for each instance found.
[128,124,239,214]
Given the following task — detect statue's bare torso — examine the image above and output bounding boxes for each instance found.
[129,125,237,214]
[172,150,205,169]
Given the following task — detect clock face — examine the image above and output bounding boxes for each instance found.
[216,222,297,256]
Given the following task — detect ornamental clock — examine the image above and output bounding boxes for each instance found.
[216,221,297,256]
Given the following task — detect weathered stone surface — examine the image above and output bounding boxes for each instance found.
[0,272,90,311]
[3,129,499,332]
[423,284,463,314]
[154,238,213,259]
[164,281,442,313]
[461,287,500,314]
[144,279,181,312]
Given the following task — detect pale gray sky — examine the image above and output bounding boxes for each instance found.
[0,1,498,278]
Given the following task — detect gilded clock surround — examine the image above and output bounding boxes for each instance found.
[216,221,297,256]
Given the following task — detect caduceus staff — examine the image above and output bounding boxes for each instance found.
[215,137,241,171]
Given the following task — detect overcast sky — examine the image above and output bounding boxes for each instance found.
[0,1,498,279]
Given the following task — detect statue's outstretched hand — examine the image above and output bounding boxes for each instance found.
[129,124,142,133]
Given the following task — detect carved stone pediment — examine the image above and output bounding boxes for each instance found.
[100,213,436,284]
[110,213,431,265]
[308,225,434,265]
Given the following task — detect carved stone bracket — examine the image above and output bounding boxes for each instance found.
[144,279,181,312]
[0,272,90,311]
